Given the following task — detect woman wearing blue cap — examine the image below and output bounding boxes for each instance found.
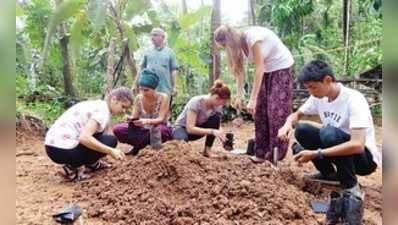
[113,68,172,155]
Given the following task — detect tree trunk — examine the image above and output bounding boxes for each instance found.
[105,38,116,96]
[182,0,188,14]
[343,0,351,76]
[124,41,138,86]
[56,0,76,98]
[209,0,221,89]
[109,3,138,89]
[249,0,256,25]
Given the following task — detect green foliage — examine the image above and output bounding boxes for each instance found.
[178,6,211,30]
[16,0,382,125]
[371,104,382,116]
[17,99,65,126]
[42,0,85,63]
[87,0,107,32]
[124,0,151,20]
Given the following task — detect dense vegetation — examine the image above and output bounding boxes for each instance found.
[16,0,382,125]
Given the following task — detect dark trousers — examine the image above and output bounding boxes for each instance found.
[45,133,117,168]
[113,123,172,150]
[294,123,377,188]
[172,114,221,147]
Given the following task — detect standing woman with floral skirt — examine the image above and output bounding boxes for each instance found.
[214,25,294,163]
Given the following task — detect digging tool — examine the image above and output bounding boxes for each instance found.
[270,147,279,171]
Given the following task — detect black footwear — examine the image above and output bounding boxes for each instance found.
[126,147,140,156]
[62,165,78,181]
[86,161,112,172]
[249,155,266,163]
[304,171,341,186]
[325,191,344,225]
[291,142,304,155]
[341,192,364,225]
[62,165,89,182]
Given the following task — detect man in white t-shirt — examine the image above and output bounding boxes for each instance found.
[278,60,381,202]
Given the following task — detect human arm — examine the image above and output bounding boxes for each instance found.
[79,119,125,160]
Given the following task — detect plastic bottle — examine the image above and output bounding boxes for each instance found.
[150,125,162,150]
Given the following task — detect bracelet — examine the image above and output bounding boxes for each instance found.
[316,149,324,160]
[210,129,214,135]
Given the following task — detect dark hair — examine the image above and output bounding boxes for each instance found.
[298,60,336,83]
[210,80,231,99]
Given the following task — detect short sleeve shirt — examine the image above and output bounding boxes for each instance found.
[141,46,177,96]
[174,95,222,128]
[244,26,294,72]
[44,100,111,149]
[299,83,382,167]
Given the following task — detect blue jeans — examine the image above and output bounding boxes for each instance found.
[172,114,221,147]
[294,123,377,188]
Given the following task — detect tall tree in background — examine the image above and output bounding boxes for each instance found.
[249,0,256,25]
[342,0,352,75]
[105,38,115,96]
[55,0,76,98]
[209,0,221,88]
[182,0,188,14]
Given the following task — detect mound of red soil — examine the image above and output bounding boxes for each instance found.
[74,141,324,225]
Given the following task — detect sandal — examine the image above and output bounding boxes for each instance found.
[62,165,79,181]
[85,161,112,172]
[62,165,90,182]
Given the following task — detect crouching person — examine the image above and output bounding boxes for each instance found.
[113,68,172,155]
[44,87,133,181]
[278,60,381,201]
[172,80,230,157]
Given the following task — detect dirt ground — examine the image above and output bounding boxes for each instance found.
[16,121,382,225]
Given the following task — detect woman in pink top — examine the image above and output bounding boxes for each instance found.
[214,25,294,163]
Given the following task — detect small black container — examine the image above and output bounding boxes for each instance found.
[292,142,305,155]
[246,138,256,156]
[223,132,234,151]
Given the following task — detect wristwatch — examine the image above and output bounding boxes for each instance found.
[316,149,324,160]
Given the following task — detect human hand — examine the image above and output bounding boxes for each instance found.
[277,125,293,142]
[133,119,150,127]
[211,129,226,143]
[110,148,126,160]
[293,150,317,163]
[233,98,244,113]
[246,99,256,116]
[172,88,177,97]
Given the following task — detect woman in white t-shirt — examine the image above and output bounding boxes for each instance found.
[214,25,294,163]
[44,87,133,181]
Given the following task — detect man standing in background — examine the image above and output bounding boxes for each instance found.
[135,27,178,103]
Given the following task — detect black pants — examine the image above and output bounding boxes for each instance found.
[294,123,377,189]
[45,133,117,168]
[172,114,221,147]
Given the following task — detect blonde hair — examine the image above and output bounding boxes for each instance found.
[214,25,244,77]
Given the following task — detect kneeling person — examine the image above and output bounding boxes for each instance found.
[278,60,381,199]
[172,80,230,157]
[113,68,172,155]
[44,87,133,181]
